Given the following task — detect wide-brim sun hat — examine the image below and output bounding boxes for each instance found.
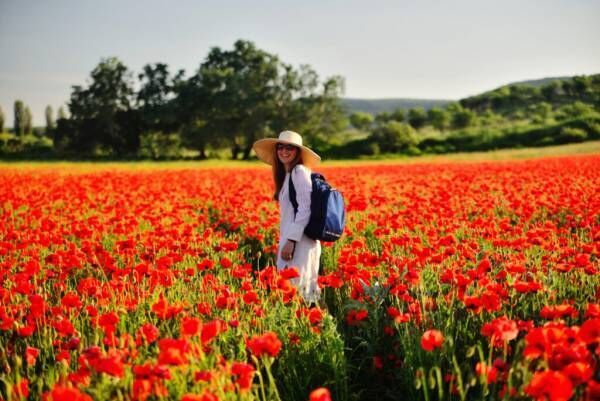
[252,130,321,168]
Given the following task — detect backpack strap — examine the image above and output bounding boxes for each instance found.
[288,166,299,217]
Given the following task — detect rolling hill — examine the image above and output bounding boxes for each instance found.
[341,98,452,114]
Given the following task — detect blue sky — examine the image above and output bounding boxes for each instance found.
[1,0,599,126]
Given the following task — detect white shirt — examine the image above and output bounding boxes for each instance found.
[276,164,321,303]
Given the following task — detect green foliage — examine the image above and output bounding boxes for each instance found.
[0,133,53,156]
[57,106,67,120]
[137,62,182,134]
[369,121,418,153]
[557,127,587,143]
[0,106,4,132]
[407,107,427,130]
[173,40,346,160]
[13,100,26,136]
[448,104,477,129]
[350,112,374,131]
[65,57,141,156]
[342,98,451,114]
[389,108,405,122]
[427,107,449,132]
[461,74,600,116]
[555,101,596,120]
[138,132,183,160]
[528,102,552,124]
[419,115,600,153]
[45,105,55,132]
[5,52,600,160]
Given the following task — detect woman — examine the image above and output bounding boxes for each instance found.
[252,130,321,303]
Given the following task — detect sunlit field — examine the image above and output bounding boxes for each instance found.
[0,151,599,401]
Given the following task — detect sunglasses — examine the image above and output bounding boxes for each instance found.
[276,144,298,152]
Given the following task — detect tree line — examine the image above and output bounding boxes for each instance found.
[2,40,346,159]
[1,42,599,159]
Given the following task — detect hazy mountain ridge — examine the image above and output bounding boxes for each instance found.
[496,76,572,88]
[342,74,597,114]
[342,98,452,114]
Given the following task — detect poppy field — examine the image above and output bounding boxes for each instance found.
[0,155,599,401]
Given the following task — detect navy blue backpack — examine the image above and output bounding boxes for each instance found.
[289,168,346,242]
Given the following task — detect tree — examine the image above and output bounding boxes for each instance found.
[528,102,552,123]
[67,57,138,154]
[541,80,562,102]
[369,121,417,153]
[572,76,592,98]
[374,111,392,124]
[196,40,282,159]
[24,106,33,135]
[448,103,476,129]
[350,112,374,131]
[45,105,55,132]
[195,40,346,159]
[173,73,216,158]
[407,107,427,130]
[58,106,67,120]
[427,107,449,132]
[14,100,26,136]
[0,106,4,133]
[556,101,596,120]
[389,108,405,122]
[288,74,347,147]
[137,63,183,134]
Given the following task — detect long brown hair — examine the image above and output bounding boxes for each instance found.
[272,145,302,200]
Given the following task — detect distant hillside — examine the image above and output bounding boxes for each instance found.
[460,73,599,114]
[343,75,596,115]
[342,98,452,114]
[503,76,572,88]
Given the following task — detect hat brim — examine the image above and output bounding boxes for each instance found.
[252,138,321,168]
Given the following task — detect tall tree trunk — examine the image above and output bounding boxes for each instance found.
[231,143,240,160]
[243,131,257,160]
[242,144,253,160]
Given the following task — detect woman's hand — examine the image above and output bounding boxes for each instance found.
[281,240,296,261]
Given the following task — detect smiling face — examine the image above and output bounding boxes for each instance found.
[276,143,300,170]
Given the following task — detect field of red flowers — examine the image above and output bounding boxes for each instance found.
[0,155,599,401]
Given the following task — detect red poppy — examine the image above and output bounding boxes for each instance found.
[94,352,125,378]
[42,385,93,401]
[13,378,29,399]
[194,370,213,382]
[158,338,190,366]
[475,362,498,384]
[181,316,202,337]
[246,331,282,357]
[279,267,300,280]
[562,362,593,386]
[421,330,444,352]
[481,316,519,347]
[136,323,160,345]
[308,308,324,325]
[346,309,369,326]
[586,380,600,401]
[309,387,332,401]
[578,318,600,345]
[231,361,255,390]
[201,319,226,344]
[25,346,40,366]
[181,391,218,401]
[524,370,573,401]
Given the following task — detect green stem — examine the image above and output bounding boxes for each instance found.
[452,354,467,401]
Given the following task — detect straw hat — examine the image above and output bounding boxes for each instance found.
[252,131,321,168]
